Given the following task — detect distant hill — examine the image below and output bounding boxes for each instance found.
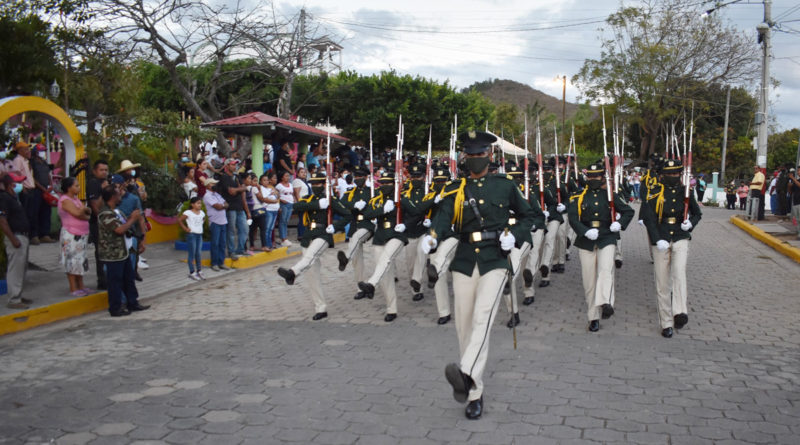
[465,79,582,119]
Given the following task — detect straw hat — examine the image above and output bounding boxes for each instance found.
[116,159,141,173]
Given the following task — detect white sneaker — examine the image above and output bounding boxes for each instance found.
[139,256,148,263]
[189,272,201,281]
[138,259,150,270]
[197,271,206,280]
[282,239,293,247]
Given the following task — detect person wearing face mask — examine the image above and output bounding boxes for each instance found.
[0,172,34,309]
[568,161,634,333]
[421,131,535,420]
[356,170,410,322]
[537,160,563,289]
[551,156,572,275]
[640,159,702,338]
[337,167,376,299]
[400,163,435,303]
[422,166,458,325]
[519,161,549,307]
[277,173,348,321]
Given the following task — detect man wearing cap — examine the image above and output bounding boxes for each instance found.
[87,160,110,289]
[277,173,348,320]
[567,161,634,333]
[337,167,376,300]
[422,131,534,419]
[552,156,572,275]
[537,160,563,288]
[520,161,549,306]
[356,170,409,322]
[202,178,229,271]
[0,173,34,309]
[640,159,702,338]
[421,166,457,324]
[113,171,147,281]
[401,163,434,302]
[219,158,251,259]
[10,142,40,245]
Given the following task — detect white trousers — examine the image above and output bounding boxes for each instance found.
[555,217,568,264]
[5,234,29,302]
[524,230,545,296]
[540,220,561,280]
[615,238,623,262]
[504,241,531,314]
[430,237,459,318]
[344,228,371,283]
[290,238,329,313]
[578,245,616,321]
[367,238,405,314]
[651,239,689,329]
[453,265,507,401]
[406,237,427,285]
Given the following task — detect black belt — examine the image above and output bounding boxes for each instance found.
[461,230,500,243]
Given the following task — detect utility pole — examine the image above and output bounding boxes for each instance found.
[720,85,731,184]
[755,0,772,171]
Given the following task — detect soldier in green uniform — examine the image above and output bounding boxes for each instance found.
[402,164,434,301]
[422,131,535,419]
[567,162,634,332]
[640,159,702,338]
[357,170,409,322]
[553,156,572,274]
[538,161,564,288]
[637,155,663,263]
[277,173,348,320]
[521,161,548,305]
[336,167,375,300]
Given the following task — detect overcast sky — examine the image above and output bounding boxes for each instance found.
[270,0,800,131]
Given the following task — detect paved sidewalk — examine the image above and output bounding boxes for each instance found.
[0,207,799,444]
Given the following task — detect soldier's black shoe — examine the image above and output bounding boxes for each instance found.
[437,315,451,325]
[674,313,688,329]
[539,280,550,288]
[523,269,533,288]
[354,291,366,300]
[410,280,421,293]
[312,312,328,321]
[523,297,534,306]
[615,259,623,269]
[358,281,374,295]
[588,320,600,332]
[465,396,483,420]
[601,304,614,319]
[662,327,674,338]
[278,267,295,285]
[539,265,549,278]
[427,264,439,288]
[507,312,520,329]
[445,363,473,403]
[337,251,348,271]
[554,264,565,273]
[384,313,397,322]
[412,293,424,301]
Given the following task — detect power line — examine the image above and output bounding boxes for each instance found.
[315,16,606,35]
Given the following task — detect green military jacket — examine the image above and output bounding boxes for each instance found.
[567,186,634,251]
[341,185,375,236]
[292,193,349,248]
[432,173,535,276]
[428,180,462,242]
[400,180,434,239]
[362,189,409,246]
[640,184,702,244]
[543,177,568,223]
[509,181,545,246]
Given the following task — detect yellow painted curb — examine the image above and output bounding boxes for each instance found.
[730,215,800,264]
[0,291,109,336]
[180,233,346,268]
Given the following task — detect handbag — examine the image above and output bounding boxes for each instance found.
[43,188,59,207]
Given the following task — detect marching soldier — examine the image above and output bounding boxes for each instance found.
[336,168,375,300]
[567,161,634,332]
[553,156,572,275]
[538,161,563,288]
[357,170,409,322]
[401,164,432,301]
[521,161,548,305]
[277,173,348,320]
[420,167,456,324]
[638,155,664,263]
[421,131,534,419]
[640,159,702,338]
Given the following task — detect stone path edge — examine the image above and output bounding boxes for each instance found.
[730,214,800,264]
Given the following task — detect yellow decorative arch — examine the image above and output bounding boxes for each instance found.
[0,96,84,176]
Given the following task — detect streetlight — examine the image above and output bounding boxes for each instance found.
[45,80,60,163]
[49,79,60,101]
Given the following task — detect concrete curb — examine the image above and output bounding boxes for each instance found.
[730,215,800,264]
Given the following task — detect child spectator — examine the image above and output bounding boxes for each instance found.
[263,172,280,250]
[179,196,206,281]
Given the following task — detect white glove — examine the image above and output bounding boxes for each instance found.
[383,200,395,214]
[656,240,670,251]
[246,218,253,226]
[557,203,566,213]
[615,212,621,220]
[638,219,644,226]
[434,194,442,204]
[585,228,599,240]
[318,198,329,209]
[354,200,366,210]
[325,224,335,234]
[610,221,622,233]
[543,210,550,219]
[421,235,437,254]
[422,218,431,227]
[499,231,515,251]
[681,220,693,231]
[394,223,406,233]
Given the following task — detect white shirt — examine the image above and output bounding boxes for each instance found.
[263,185,280,211]
[183,181,198,199]
[292,178,310,199]
[249,185,267,211]
[276,182,295,204]
[183,209,206,234]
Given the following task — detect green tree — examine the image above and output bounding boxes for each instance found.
[768,129,799,171]
[0,14,57,96]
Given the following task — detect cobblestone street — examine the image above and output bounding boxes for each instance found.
[1,207,799,444]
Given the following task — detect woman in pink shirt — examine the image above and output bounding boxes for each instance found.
[57,177,92,297]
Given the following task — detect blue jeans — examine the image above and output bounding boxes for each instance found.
[226,210,248,256]
[210,223,227,266]
[265,210,278,248]
[633,184,640,200]
[279,203,293,241]
[186,233,203,273]
[105,256,139,314]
